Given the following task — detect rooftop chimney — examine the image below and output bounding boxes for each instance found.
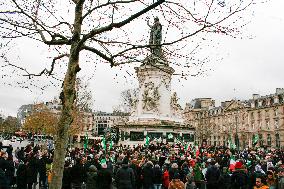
[252,94,260,100]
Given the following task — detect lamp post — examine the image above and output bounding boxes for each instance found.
[235,112,240,151]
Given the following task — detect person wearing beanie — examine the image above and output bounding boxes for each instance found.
[115,157,135,189]
[169,163,179,181]
[86,165,98,189]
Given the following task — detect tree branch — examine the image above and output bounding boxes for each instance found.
[1,53,69,78]
[10,0,70,45]
[82,45,114,65]
[22,53,69,77]
[207,0,254,27]
[81,0,165,44]
[82,0,138,21]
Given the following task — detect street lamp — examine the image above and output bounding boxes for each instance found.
[235,114,239,151]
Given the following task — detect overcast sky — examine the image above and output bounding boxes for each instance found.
[0,0,284,117]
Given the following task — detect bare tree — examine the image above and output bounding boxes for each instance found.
[75,77,93,112]
[0,0,259,188]
[114,88,139,113]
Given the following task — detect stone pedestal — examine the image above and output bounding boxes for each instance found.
[116,54,194,145]
[118,123,195,146]
[130,64,177,121]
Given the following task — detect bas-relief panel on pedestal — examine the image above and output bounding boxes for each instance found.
[142,81,160,113]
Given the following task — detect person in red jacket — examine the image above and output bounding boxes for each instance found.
[162,167,170,189]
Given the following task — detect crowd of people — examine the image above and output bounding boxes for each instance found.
[0,139,284,189]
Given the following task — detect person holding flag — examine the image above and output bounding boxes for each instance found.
[109,140,114,150]
[84,132,88,150]
[101,137,106,150]
[253,134,259,147]
[145,135,150,147]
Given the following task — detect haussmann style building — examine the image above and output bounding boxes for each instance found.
[184,88,284,150]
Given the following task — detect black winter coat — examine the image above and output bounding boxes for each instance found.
[97,168,112,189]
[115,164,135,189]
[0,168,8,189]
[86,171,98,189]
[16,163,27,189]
[37,156,49,176]
[62,167,72,189]
[205,165,221,184]
[230,170,249,189]
[142,164,154,188]
[26,157,38,183]
[70,163,87,184]
[153,167,163,184]
[5,160,15,184]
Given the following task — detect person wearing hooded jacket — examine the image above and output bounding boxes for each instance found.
[141,161,155,189]
[153,164,162,189]
[86,165,98,189]
[115,158,135,189]
[97,161,112,189]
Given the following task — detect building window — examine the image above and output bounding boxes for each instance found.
[274,108,279,117]
[259,134,263,146]
[267,134,272,146]
[275,119,279,129]
[270,98,274,105]
[252,122,255,130]
[276,134,280,148]
[266,120,270,130]
[265,110,269,118]
[250,112,254,120]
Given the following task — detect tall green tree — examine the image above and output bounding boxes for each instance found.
[0,0,258,188]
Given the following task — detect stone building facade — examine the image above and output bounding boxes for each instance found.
[92,111,129,136]
[184,88,284,149]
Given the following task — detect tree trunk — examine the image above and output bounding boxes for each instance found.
[49,1,84,189]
